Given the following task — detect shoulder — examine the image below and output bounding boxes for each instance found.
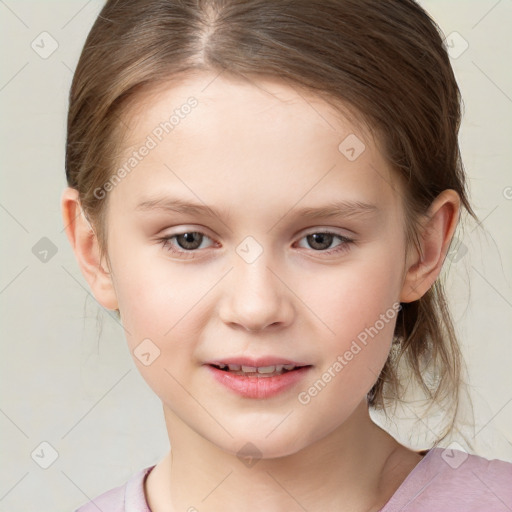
[381,447,512,511]
[74,465,155,512]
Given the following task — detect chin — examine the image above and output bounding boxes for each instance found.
[208,421,318,462]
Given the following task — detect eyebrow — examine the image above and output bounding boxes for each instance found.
[135,195,379,221]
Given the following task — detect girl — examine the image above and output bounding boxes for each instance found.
[61,0,512,510]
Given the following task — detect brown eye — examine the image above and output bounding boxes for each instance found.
[159,231,214,258]
[296,231,354,255]
[306,233,334,250]
[174,232,204,250]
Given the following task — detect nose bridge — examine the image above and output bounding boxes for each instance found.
[234,240,279,305]
[220,236,292,331]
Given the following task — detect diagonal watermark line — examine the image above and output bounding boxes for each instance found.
[471,266,512,309]
[0,265,28,295]
[61,60,75,74]
[368,162,405,204]
[0,62,29,92]
[0,408,29,438]
[265,409,294,438]
[60,265,131,335]
[396,470,441,511]
[473,396,512,438]
[291,85,337,131]
[266,266,336,335]
[163,164,233,233]
[61,369,132,439]
[60,265,97,298]
[470,469,512,511]
[470,204,499,233]
[0,472,29,501]
[61,470,105,512]
[367,358,448,438]
[200,471,233,502]
[59,206,82,234]
[162,267,234,336]
[163,367,233,438]
[266,164,337,234]
[57,180,104,236]
[61,0,93,29]
[400,401,440,442]
[471,0,503,29]
[0,0,29,28]
[201,69,224,93]
[0,203,29,233]
[472,61,512,104]
[265,470,309,511]
[244,76,287,104]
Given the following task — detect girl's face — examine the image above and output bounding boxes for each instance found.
[105,72,412,457]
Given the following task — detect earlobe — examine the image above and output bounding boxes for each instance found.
[60,187,119,310]
[400,189,461,303]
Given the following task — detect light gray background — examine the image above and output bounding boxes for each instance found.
[1,1,511,511]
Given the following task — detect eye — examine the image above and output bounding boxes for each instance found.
[158,229,354,258]
[159,231,215,259]
[295,231,354,255]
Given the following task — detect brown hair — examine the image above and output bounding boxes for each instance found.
[65,0,478,441]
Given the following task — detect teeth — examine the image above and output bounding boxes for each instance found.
[216,364,298,374]
[257,365,276,374]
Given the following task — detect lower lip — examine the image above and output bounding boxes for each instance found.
[206,365,311,399]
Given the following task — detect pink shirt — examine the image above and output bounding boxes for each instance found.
[74,448,512,511]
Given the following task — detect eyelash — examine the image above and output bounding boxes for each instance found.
[157,230,354,259]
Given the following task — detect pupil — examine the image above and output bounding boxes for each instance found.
[308,233,332,250]
[179,232,201,249]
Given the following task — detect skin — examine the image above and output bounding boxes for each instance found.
[61,71,460,511]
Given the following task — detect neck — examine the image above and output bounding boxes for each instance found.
[146,401,418,512]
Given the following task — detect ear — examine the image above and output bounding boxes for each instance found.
[400,189,461,303]
[60,187,119,310]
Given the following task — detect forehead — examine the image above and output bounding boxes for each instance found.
[120,71,372,159]
[109,72,404,220]
[126,71,353,125]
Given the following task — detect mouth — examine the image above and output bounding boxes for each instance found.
[208,363,309,378]
[205,358,312,399]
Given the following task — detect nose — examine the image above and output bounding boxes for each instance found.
[219,255,294,332]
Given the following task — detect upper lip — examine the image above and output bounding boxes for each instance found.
[206,357,311,367]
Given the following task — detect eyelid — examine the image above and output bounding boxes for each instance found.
[159,225,353,243]
[300,226,354,238]
[158,226,355,258]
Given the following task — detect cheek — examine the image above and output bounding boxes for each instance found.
[301,248,402,390]
[295,277,398,435]
[308,251,403,340]
[112,248,198,340]
[113,266,199,409]
[110,247,210,380]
